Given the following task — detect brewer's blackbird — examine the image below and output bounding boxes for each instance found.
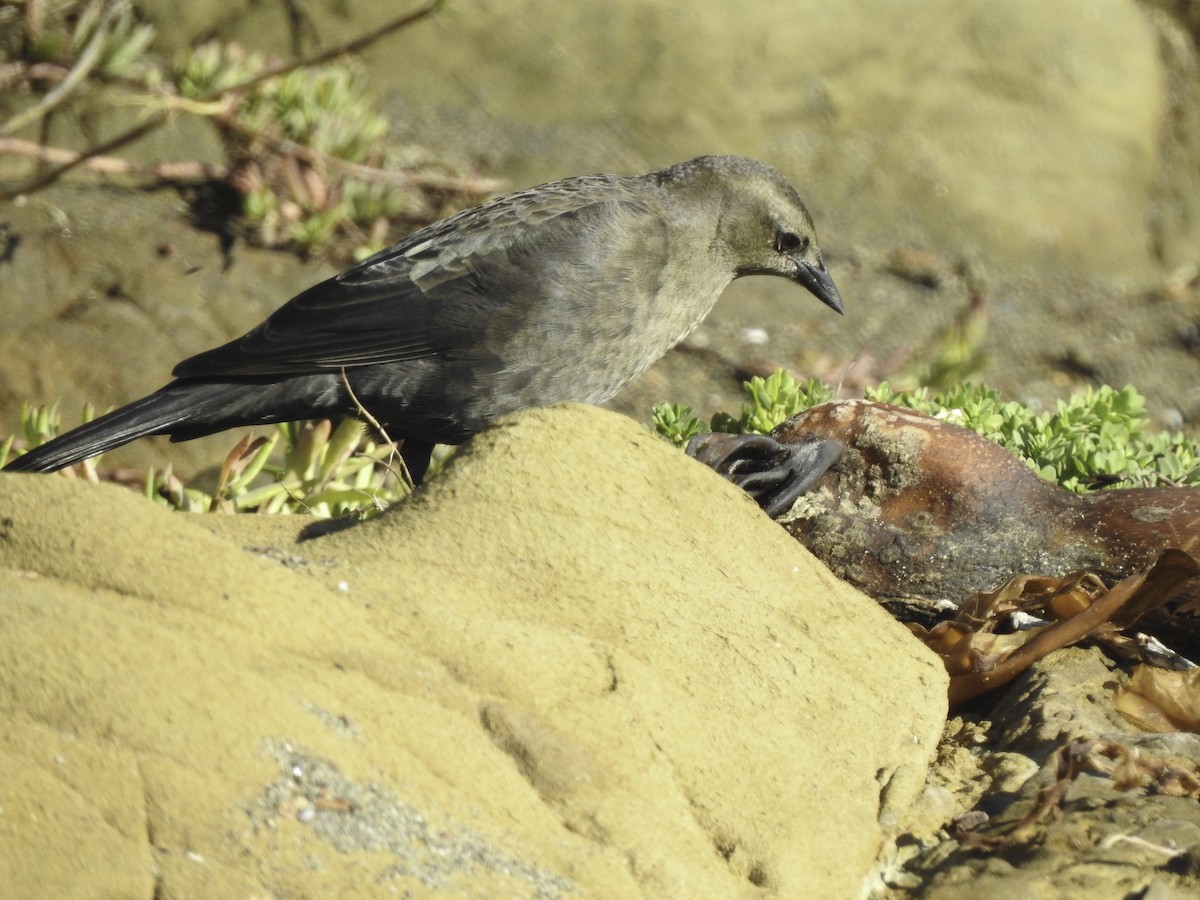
[4,155,843,481]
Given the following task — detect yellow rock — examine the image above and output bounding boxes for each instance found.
[0,405,947,898]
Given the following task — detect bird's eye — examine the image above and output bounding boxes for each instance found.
[775,232,809,255]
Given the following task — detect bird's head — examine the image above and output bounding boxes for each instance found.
[675,155,844,315]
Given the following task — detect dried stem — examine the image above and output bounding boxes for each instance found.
[220,0,446,98]
[0,111,169,201]
[1,0,126,137]
[0,136,228,180]
[339,368,414,491]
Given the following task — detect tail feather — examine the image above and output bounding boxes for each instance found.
[3,384,229,474]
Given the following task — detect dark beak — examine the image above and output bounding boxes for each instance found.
[795,260,844,315]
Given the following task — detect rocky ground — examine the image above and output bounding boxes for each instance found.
[882,648,1200,899]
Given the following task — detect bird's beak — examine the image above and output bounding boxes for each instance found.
[795,259,844,315]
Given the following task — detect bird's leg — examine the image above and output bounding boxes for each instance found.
[687,432,843,518]
[399,440,434,486]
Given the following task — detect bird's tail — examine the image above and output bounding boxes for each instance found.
[3,382,233,474]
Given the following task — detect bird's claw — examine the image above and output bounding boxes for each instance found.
[687,432,843,518]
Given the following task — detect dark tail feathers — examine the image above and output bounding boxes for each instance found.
[3,383,230,474]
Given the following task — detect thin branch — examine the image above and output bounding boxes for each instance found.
[326,149,502,196]
[0,0,125,136]
[0,126,500,200]
[280,0,321,58]
[0,136,228,180]
[211,0,445,100]
[0,62,46,92]
[340,368,414,491]
[0,110,168,201]
[205,108,503,195]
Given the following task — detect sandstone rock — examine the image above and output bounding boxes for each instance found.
[0,405,947,898]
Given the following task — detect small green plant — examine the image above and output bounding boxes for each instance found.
[865,382,1200,492]
[708,372,836,435]
[170,41,437,257]
[0,1,489,263]
[653,372,1200,493]
[650,402,704,448]
[3,404,416,518]
[0,401,106,480]
[155,418,413,517]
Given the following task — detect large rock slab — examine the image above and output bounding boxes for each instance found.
[409,0,1172,276]
[0,405,947,898]
[137,0,1190,276]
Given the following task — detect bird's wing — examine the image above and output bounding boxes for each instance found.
[173,176,642,379]
[173,265,447,378]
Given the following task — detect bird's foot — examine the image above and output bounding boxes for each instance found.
[686,432,843,518]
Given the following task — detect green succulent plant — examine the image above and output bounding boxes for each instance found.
[1,405,417,518]
[654,373,1200,493]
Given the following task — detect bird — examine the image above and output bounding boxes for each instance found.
[3,155,843,482]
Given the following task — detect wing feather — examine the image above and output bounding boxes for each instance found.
[173,174,651,379]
